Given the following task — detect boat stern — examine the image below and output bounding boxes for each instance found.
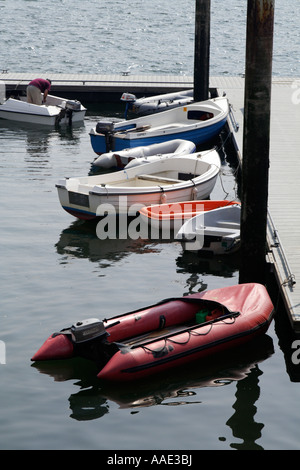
[89,121,115,155]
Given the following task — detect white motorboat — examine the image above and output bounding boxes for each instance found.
[0,90,86,126]
[176,204,241,255]
[92,139,196,169]
[56,149,221,220]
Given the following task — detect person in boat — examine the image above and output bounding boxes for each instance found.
[26,78,51,105]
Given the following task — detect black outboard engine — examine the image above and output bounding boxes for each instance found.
[70,318,108,343]
[66,318,119,368]
[96,120,115,152]
[56,100,82,125]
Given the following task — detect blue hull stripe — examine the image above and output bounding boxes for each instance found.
[90,119,227,154]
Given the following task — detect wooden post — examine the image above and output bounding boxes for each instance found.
[194,0,211,102]
[239,0,275,285]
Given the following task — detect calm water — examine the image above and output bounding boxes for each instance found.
[1,0,300,452]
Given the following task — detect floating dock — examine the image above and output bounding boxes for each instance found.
[1,72,193,102]
[214,76,300,332]
[1,72,299,331]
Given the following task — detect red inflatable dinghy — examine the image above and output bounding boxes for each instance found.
[31,283,274,382]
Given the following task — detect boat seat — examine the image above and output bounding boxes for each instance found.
[193,225,240,235]
[120,124,151,134]
[137,174,182,184]
[216,221,240,229]
[123,322,196,348]
[153,123,184,131]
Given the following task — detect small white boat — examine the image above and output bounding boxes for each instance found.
[56,150,221,220]
[139,200,240,232]
[0,92,86,126]
[92,139,196,169]
[89,97,229,155]
[176,204,241,255]
[121,89,194,116]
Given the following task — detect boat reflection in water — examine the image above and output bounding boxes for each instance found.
[32,334,274,449]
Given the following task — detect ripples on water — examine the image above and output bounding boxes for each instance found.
[0,0,300,452]
[1,0,299,76]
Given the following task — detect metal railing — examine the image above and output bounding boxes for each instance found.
[267,211,296,288]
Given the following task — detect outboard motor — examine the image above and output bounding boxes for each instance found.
[120,92,136,103]
[69,318,119,368]
[70,318,108,343]
[56,100,82,125]
[95,120,115,152]
[65,100,82,125]
[120,92,136,118]
[65,100,81,111]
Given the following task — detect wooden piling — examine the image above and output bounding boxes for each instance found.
[194,0,211,102]
[239,0,275,285]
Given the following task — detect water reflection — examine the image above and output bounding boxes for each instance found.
[226,364,264,450]
[273,290,300,383]
[176,250,240,295]
[32,334,274,449]
[0,118,86,178]
[56,219,241,279]
[55,219,158,267]
[25,122,84,159]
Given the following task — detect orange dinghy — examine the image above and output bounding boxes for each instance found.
[139,199,240,232]
[31,283,274,382]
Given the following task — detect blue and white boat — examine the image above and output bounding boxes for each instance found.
[89,97,229,155]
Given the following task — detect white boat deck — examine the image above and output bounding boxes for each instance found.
[211,76,300,331]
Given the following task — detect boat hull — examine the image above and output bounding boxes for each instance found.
[90,119,227,154]
[176,204,241,255]
[89,97,229,155]
[0,95,86,126]
[31,283,274,382]
[56,151,221,220]
[139,200,240,232]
